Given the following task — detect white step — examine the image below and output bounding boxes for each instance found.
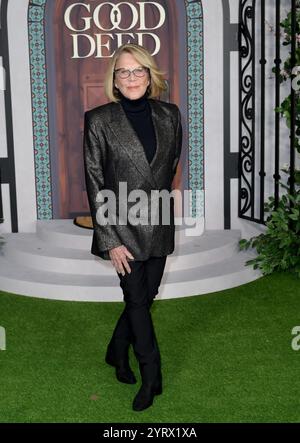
[0,220,263,302]
[36,219,194,249]
[2,229,242,275]
[0,251,261,302]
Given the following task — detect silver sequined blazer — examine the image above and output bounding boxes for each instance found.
[83,98,182,261]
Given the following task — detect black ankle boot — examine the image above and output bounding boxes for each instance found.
[132,381,162,411]
[105,342,137,384]
[132,361,162,411]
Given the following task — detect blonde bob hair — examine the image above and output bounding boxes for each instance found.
[104,43,167,102]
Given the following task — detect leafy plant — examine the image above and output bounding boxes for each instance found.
[239,4,300,277]
[239,187,300,277]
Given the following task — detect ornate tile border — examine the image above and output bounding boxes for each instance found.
[28,0,204,219]
[28,0,51,219]
[185,0,204,217]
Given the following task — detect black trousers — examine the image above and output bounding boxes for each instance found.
[108,256,167,372]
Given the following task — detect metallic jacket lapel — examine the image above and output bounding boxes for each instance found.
[109,98,172,188]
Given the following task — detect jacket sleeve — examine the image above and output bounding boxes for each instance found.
[83,111,123,253]
[172,105,183,178]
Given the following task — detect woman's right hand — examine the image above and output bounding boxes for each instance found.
[109,245,134,276]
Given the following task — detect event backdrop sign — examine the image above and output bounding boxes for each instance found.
[28,0,204,220]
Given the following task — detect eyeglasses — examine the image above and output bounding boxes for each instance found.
[114,67,149,79]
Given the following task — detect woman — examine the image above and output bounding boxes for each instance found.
[83,43,182,411]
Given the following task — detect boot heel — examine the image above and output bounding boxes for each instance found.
[105,354,115,367]
[116,368,137,384]
[105,346,137,384]
[154,384,162,395]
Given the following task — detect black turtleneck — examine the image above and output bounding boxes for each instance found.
[119,90,157,165]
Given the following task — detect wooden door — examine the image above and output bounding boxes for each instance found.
[50,0,182,218]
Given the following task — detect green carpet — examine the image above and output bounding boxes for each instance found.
[0,271,300,423]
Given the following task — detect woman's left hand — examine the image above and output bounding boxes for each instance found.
[109,245,134,276]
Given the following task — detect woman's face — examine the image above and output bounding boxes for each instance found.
[114,51,150,100]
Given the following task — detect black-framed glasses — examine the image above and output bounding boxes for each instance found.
[114,67,149,79]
